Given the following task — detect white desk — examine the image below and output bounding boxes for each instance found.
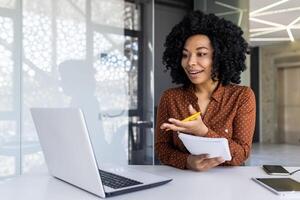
[1,165,300,200]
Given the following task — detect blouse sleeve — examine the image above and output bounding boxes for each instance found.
[155,92,189,169]
[206,87,256,165]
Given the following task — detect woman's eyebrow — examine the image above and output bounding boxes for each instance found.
[196,47,209,50]
[182,47,209,51]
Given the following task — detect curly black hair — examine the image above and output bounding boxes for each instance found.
[163,10,249,86]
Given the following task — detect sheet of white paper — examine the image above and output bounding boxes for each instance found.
[178,133,232,161]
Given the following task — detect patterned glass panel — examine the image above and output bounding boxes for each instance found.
[91,0,124,28]
[0,17,13,111]
[93,31,129,164]
[0,0,15,8]
[124,2,140,30]
[0,0,151,180]
[0,7,18,180]
[0,121,17,178]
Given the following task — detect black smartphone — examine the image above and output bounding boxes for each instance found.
[262,165,290,176]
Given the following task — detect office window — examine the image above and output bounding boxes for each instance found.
[0,0,154,180]
[0,0,20,179]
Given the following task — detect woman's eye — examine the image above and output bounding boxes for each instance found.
[182,54,188,58]
[197,53,207,57]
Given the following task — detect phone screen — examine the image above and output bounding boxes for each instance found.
[255,178,300,192]
[263,165,290,175]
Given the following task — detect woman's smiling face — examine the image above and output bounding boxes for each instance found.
[181,34,214,85]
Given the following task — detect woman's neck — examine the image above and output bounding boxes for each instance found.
[193,80,219,99]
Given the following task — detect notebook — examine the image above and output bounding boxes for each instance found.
[253,178,300,198]
[31,108,172,198]
[178,132,232,161]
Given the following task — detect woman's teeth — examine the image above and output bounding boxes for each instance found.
[188,70,203,74]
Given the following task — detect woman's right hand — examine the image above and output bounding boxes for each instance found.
[160,105,209,136]
[186,154,225,171]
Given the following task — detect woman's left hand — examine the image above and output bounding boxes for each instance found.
[160,105,209,136]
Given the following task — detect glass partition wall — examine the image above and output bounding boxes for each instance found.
[0,0,21,179]
[0,0,154,180]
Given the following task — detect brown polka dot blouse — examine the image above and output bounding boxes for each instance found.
[155,83,256,169]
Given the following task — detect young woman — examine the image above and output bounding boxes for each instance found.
[155,10,256,171]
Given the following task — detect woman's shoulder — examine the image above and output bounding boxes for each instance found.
[162,86,187,96]
[225,83,252,92]
[159,86,188,101]
[225,84,255,98]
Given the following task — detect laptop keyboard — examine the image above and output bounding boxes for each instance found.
[99,170,143,189]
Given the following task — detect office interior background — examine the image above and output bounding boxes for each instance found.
[1,0,300,180]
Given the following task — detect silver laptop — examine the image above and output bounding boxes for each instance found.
[30,108,172,198]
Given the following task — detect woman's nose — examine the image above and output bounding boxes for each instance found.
[188,54,197,66]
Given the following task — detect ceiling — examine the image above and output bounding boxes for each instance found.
[250,0,300,46]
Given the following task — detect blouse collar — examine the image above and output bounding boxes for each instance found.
[186,82,225,103]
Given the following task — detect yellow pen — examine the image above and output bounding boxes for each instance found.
[181,112,201,122]
[165,112,201,131]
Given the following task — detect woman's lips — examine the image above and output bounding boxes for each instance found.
[187,69,204,78]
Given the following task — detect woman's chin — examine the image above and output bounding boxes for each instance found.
[189,78,204,85]
[189,78,214,86]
